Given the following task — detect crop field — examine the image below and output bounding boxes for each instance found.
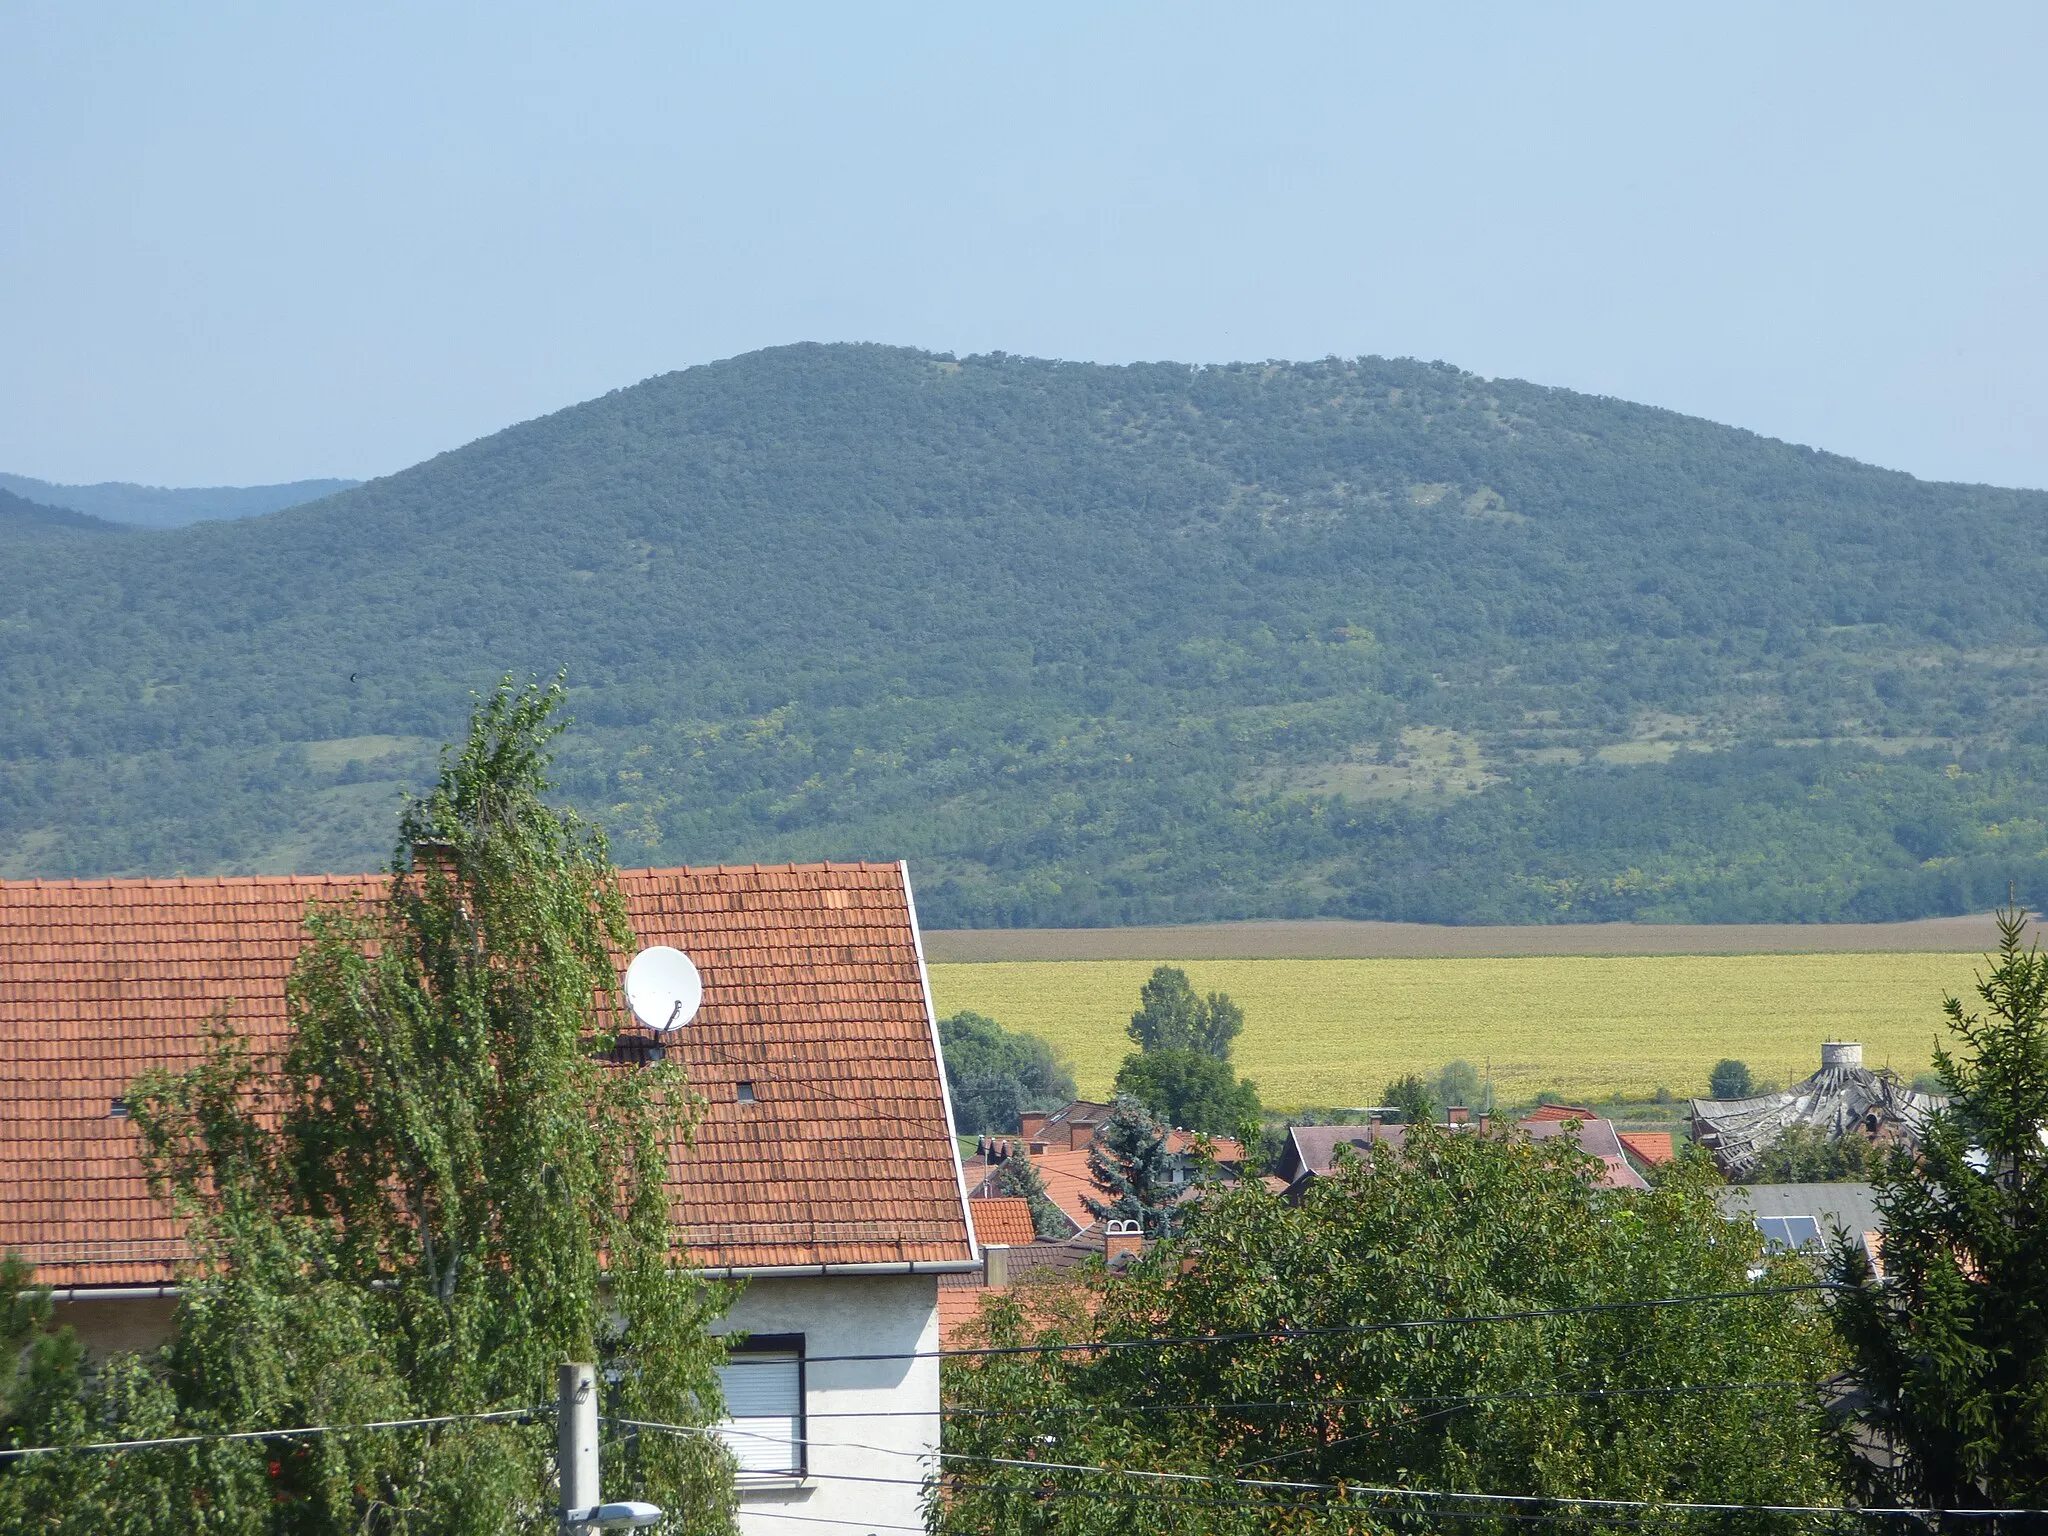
[925,952,1991,1108]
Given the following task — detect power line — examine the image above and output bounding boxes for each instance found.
[614,1415,2043,1521]
[805,1281,1842,1364]
[0,1406,548,1464]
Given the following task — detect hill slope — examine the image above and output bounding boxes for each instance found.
[0,473,360,528]
[6,343,2048,924]
[0,486,128,540]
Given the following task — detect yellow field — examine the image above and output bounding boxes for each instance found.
[926,952,1990,1107]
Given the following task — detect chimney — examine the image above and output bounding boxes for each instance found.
[1821,1042,1864,1070]
[1448,1105,1470,1126]
[983,1244,1012,1290]
[976,1135,988,1160]
[1028,1140,1049,1157]
[1367,1111,1383,1128]
[1069,1123,1090,1150]
[1478,1112,1491,1134]
[1020,1111,1049,1140]
[1104,1220,1142,1267]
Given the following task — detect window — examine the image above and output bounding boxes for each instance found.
[716,1334,804,1476]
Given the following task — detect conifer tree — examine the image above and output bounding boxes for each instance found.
[991,1154,1072,1240]
[1083,1096,1185,1238]
[1831,906,2048,1510]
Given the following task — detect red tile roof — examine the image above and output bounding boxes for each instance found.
[1524,1104,1603,1122]
[967,1198,1036,1248]
[0,863,975,1286]
[964,1146,1100,1231]
[1617,1131,1676,1165]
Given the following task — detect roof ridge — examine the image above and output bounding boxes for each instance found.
[4,860,900,894]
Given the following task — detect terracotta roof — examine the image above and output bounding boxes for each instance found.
[0,863,975,1286]
[964,1146,1100,1231]
[1617,1131,1676,1165]
[967,1197,1036,1248]
[1524,1104,1603,1123]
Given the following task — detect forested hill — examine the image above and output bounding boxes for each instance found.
[0,487,128,539]
[7,343,2048,927]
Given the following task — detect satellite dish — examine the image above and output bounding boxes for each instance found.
[624,946,702,1033]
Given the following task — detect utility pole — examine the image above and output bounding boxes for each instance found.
[559,1362,599,1527]
[557,1361,663,1532]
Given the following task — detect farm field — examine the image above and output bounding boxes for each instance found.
[925,952,1990,1108]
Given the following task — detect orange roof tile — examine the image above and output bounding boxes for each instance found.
[0,863,974,1286]
[1617,1131,1676,1165]
[967,1198,1035,1248]
[1524,1104,1603,1123]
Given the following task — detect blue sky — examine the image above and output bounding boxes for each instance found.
[4,3,2044,488]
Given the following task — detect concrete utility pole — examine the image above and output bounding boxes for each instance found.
[560,1362,600,1523]
[557,1361,664,1532]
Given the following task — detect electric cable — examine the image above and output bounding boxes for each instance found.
[0,1406,548,1463]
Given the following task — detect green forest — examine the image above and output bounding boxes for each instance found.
[5,343,2048,927]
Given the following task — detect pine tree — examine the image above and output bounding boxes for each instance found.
[1083,1096,1184,1238]
[1831,906,2048,1510]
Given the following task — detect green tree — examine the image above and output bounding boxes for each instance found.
[1112,1048,1260,1139]
[1432,1057,1483,1113]
[939,1010,1077,1135]
[1830,908,2048,1510]
[1126,966,1243,1059]
[1382,1071,1435,1124]
[1750,1123,1870,1183]
[990,1154,1073,1241]
[1711,1058,1756,1098]
[12,681,738,1534]
[1082,1096,1186,1239]
[945,1120,1850,1536]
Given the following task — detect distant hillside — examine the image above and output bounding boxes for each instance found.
[0,473,359,529]
[0,486,127,539]
[5,343,2048,925]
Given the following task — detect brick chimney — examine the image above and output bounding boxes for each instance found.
[1028,1140,1049,1157]
[1068,1123,1091,1150]
[1448,1105,1470,1126]
[1020,1111,1049,1140]
[1478,1112,1491,1134]
[1104,1220,1142,1267]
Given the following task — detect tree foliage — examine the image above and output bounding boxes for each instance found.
[1112,1049,1260,1140]
[1381,1071,1435,1124]
[1711,1058,1756,1099]
[939,1010,1077,1136]
[1829,907,2048,1510]
[946,1122,1851,1536]
[1749,1123,1870,1183]
[3,680,737,1534]
[9,346,2048,927]
[1125,967,1244,1060]
[1082,1097,1187,1240]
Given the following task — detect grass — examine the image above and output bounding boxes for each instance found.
[926,952,1988,1109]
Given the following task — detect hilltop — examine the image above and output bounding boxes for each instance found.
[5,343,2048,925]
[0,472,359,529]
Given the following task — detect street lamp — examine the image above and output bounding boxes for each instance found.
[564,1501,663,1530]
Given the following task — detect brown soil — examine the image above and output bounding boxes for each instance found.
[922,913,2009,963]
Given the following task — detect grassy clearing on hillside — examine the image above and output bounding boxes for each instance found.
[926,952,1985,1108]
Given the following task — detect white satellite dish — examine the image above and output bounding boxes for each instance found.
[623,946,702,1033]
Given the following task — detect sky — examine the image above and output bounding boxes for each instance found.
[4,3,2045,490]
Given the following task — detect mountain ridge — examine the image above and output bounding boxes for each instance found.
[4,342,2047,925]
[0,473,361,529]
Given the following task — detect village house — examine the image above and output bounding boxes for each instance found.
[0,861,977,1536]
[1273,1105,1656,1193]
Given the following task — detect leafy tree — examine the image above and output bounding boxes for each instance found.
[1112,1048,1260,1139]
[1126,966,1243,1059]
[10,681,738,1534]
[1082,1097,1186,1239]
[939,1010,1077,1135]
[1750,1122,1870,1183]
[946,1120,1850,1536]
[1432,1057,1483,1113]
[990,1154,1073,1241]
[1711,1058,1756,1098]
[1830,908,2048,1510]
[1382,1071,1435,1124]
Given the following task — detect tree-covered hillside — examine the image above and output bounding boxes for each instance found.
[5,343,2048,926]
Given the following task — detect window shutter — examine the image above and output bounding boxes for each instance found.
[716,1351,803,1474]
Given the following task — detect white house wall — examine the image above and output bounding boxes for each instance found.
[719,1272,941,1536]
